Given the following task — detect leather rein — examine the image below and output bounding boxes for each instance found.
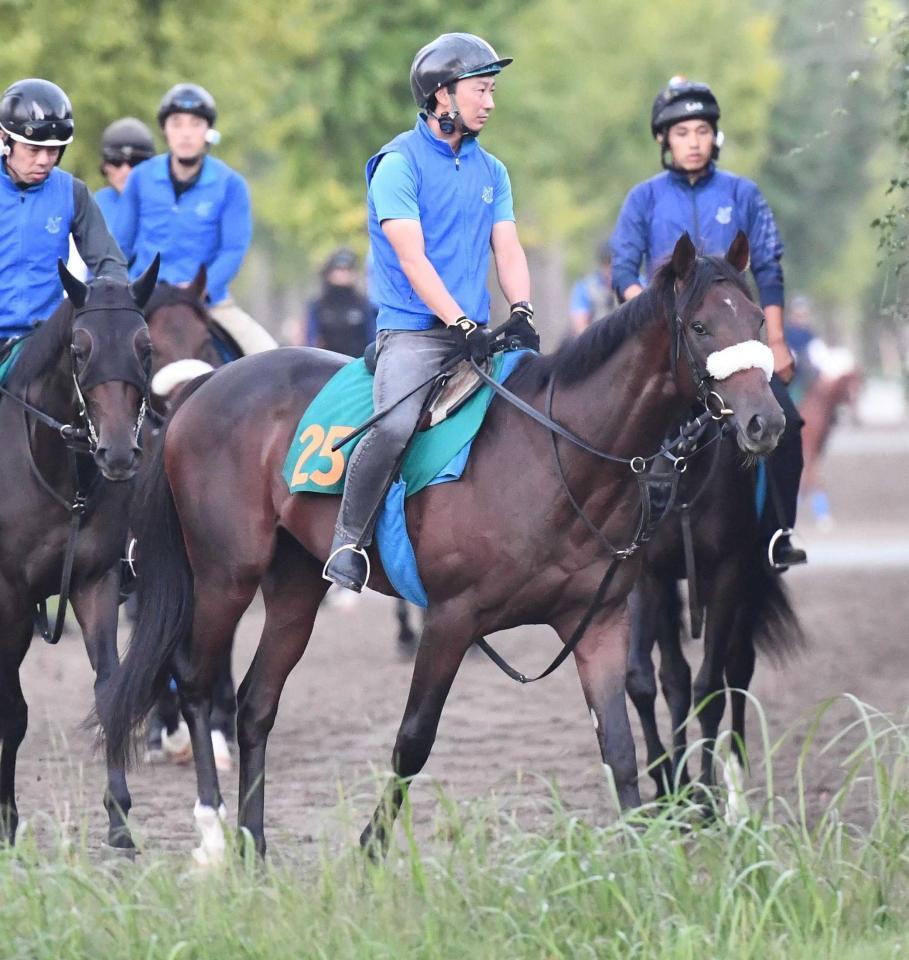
[469,307,734,683]
[0,307,149,645]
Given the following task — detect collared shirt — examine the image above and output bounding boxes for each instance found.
[610,163,784,307]
[113,153,252,304]
[366,117,515,331]
[0,162,127,336]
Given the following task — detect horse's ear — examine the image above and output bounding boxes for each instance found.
[187,264,208,302]
[726,230,750,273]
[671,232,697,284]
[57,258,88,309]
[129,253,161,309]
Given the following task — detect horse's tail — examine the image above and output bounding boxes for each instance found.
[741,551,806,664]
[100,375,213,768]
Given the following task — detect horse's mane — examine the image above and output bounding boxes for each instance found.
[511,254,752,393]
[5,298,75,390]
[144,283,209,320]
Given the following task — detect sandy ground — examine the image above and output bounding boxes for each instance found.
[13,423,909,859]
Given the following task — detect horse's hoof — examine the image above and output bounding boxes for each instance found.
[212,730,233,773]
[162,720,193,764]
[192,801,227,868]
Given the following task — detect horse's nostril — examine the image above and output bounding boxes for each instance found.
[747,415,766,440]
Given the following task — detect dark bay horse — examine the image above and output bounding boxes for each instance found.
[626,425,805,805]
[140,265,237,770]
[0,260,157,848]
[102,233,785,863]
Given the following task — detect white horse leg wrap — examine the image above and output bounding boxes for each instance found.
[705,340,774,382]
[192,800,228,867]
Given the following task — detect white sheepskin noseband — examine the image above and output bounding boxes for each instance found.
[705,340,773,382]
[151,358,216,397]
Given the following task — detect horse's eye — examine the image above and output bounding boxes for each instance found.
[691,321,708,335]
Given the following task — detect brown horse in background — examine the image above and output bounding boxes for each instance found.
[101,233,785,863]
[799,366,861,525]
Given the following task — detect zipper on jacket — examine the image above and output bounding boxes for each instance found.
[455,156,460,170]
[689,184,700,247]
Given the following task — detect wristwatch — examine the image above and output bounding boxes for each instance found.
[510,300,534,316]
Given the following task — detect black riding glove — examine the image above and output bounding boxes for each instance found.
[449,317,495,364]
[504,301,540,351]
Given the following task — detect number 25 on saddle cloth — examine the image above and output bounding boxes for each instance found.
[281,349,530,606]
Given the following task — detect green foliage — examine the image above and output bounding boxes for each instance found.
[488,0,779,271]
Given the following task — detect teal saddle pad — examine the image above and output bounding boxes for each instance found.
[282,349,531,606]
[282,350,525,498]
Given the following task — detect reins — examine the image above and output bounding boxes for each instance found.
[0,306,149,645]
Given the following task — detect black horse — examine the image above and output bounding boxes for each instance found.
[626,422,804,803]
[0,259,157,849]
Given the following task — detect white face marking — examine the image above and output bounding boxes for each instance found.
[723,297,737,315]
[589,707,599,731]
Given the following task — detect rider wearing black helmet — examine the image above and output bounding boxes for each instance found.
[96,117,156,228]
[0,78,127,339]
[609,76,806,569]
[113,82,277,355]
[323,32,534,592]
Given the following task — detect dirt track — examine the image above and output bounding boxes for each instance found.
[14,424,909,858]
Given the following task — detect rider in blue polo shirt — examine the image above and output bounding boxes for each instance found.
[323,32,536,592]
[113,83,276,355]
[610,77,806,569]
[0,78,127,340]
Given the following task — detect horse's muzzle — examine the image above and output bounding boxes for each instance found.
[95,445,142,482]
[737,409,785,455]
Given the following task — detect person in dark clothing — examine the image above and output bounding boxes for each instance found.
[305,247,377,358]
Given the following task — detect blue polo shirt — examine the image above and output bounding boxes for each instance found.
[366,117,515,331]
[610,163,785,307]
[113,153,252,304]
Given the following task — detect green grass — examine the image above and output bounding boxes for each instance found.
[2,696,909,959]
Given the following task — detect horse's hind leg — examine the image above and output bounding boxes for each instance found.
[626,581,672,797]
[360,608,472,859]
[656,583,692,788]
[0,619,31,844]
[72,569,137,849]
[236,532,328,858]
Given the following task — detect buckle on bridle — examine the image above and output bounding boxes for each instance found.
[705,389,734,420]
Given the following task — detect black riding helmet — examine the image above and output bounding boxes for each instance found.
[100,117,155,167]
[410,33,512,109]
[157,83,217,127]
[322,247,358,275]
[0,78,74,163]
[651,76,720,139]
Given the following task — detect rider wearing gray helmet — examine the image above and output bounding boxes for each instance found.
[323,32,535,592]
[96,117,156,229]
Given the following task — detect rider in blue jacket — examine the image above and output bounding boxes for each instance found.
[323,33,536,592]
[610,77,806,569]
[113,83,276,355]
[95,117,156,228]
[0,79,127,340]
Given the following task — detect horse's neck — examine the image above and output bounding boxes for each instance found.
[27,353,80,483]
[551,319,686,531]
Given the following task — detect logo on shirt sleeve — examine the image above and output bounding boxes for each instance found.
[715,205,732,225]
[481,186,494,204]
[45,216,62,234]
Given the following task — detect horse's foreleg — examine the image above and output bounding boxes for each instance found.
[174,573,256,866]
[569,601,641,812]
[0,620,31,844]
[361,609,471,859]
[237,538,327,858]
[72,569,135,849]
[655,582,692,788]
[725,608,757,770]
[625,583,672,797]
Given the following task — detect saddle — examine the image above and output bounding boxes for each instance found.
[363,340,489,430]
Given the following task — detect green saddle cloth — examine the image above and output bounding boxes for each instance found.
[282,351,512,497]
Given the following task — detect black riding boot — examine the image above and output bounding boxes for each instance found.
[763,375,807,570]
